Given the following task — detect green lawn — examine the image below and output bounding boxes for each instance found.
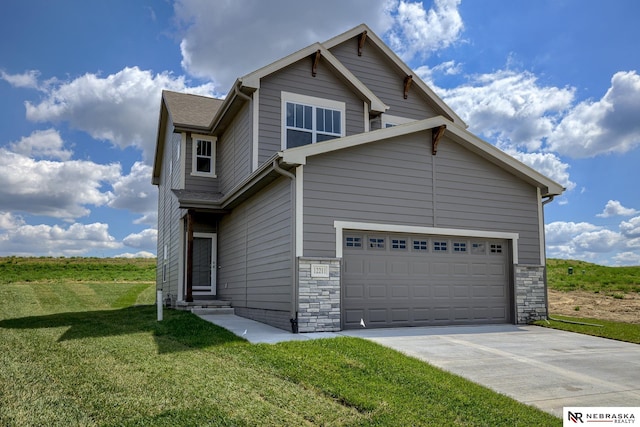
[546,258,640,294]
[535,315,640,344]
[0,260,559,426]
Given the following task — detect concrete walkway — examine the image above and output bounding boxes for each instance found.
[199,314,640,417]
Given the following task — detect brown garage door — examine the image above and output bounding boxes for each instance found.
[342,233,511,329]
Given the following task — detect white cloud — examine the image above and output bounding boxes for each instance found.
[23,67,215,161]
[611,252,640,266]
[108,162,157,224]
[174,0,396,92]
[123,228,157,250]
[439,69,575,151]
[545,220,640,265]
[7,128,72,160]
[547,71,640,158]
[596,200,639,218]
[387,0,464,61]
[620,216,640,238]
[0,212,25,230]
[0,148,120,220]
[1,69,41,90]
[545,221,602,245]
[505,150,575,191]
[0,222,122,257]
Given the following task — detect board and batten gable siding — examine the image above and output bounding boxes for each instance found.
[303,132,434,256]
[219,102,252,194]
[257,57,366,166]
[329,37,440,121]
[302,131,542,265]
[217,177,293,312]
[434,139,541,264]
[183,133,220,193]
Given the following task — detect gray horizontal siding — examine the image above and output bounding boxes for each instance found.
[157,127,183,300]
[258,57,365,166]
[434,139,541,264]
[217,177,293,312]
[302,131,542,265]
[329,37,440,120]
[184,133,220,193]
[219,102,251,194]
[303,132,434,257]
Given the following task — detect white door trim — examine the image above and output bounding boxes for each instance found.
[192,232,217,296]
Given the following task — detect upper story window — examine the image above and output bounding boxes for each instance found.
[281,92,345,149]
[191,134,217,178]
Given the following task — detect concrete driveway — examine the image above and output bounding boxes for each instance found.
[341,324,640,417]
[200,314,640,417]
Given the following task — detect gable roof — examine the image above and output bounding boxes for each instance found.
[280,116,564,198]
[152,91,224,185]
[322,24,467,128]
[239,42,388,114]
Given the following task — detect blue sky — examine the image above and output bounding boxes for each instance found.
[1,0,639,265]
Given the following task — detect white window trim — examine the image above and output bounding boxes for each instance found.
[333,220,519,263]
[191,134,217,178]
[281,91,346,150]
[381,113,416,128]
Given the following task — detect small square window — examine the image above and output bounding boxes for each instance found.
[345,236,362,248]
[471,242,486,255]
[433,241,448,252]
[391,239,407,250]
[453,242,467,253]
[490,244,503,254]
[413,240,428,251]
[368,237,385,249]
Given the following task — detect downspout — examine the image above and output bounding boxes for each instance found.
[541,193,555,320]
[542,195,555,206]
[272,158,299,333]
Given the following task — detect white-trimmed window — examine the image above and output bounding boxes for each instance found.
[191,134,216,178]
[281,92,345,149]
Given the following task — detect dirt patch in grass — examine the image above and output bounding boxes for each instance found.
[548,289,640,324]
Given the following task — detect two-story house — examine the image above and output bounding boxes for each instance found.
[152,24,564,333]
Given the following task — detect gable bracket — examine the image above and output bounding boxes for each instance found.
[358,30,367,56]
[312,49,321,77]
[403,75,413,99]
[431,125,446,155]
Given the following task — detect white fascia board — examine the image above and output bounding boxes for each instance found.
[281,116,447,164]
[240,43,387,114]
[333,220,519,263]
[240,43,324,89]
[321,24,467,128]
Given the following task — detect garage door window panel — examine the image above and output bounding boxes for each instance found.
[345,235,363,248]
[471,242,486,255]
[368,236,386,250]
[453,242,467,253]
[413,239,428,251]
[391,238,407,250]
[433,241,448,252]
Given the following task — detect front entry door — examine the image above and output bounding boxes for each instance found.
[192,233,217,296]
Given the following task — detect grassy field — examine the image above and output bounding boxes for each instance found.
[0,256,156,284]
[0,257,560,426]
[546,258,640,294]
